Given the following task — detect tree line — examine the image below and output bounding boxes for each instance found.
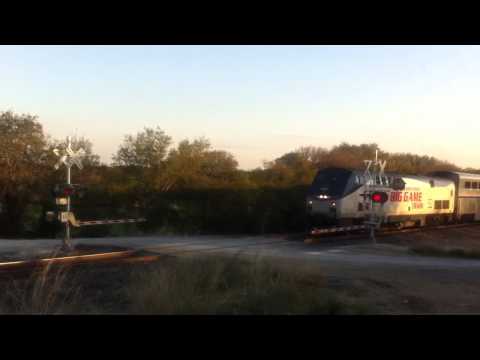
[0,111,464,238]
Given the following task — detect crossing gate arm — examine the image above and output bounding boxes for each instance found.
[65,212,147,227]
[76,218,147,226]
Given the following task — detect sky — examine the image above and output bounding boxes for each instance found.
[1,45,480,169]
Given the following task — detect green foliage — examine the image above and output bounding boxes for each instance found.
[112,126,172,168]
[0,111,50,236]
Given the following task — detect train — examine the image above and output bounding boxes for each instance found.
[306,167,480,230]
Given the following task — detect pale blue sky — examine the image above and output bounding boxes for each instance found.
[1,45,479,169]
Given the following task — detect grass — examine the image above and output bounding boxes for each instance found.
[0,255,372,315]
[0,263,83,314]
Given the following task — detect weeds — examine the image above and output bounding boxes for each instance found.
[0,254,372,314]
[125,255,369,314]
[0,262,83,314]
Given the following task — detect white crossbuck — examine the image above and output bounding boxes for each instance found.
[53,136,85,170]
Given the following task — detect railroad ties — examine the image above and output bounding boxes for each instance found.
[309,224,366,236]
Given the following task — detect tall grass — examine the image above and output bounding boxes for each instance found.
[0,255,371,314]
[0,262,82,314]
[125,255,369,314]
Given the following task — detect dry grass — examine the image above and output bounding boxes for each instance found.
[381,227,480,260]
[0,263,83,314]
[0,254,372,315]
[125,255,371,314]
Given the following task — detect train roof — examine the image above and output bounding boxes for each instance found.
[349,168,445,180]
[316,167,463,182]
[429,170,480,180]
[449,171,480,179]
[317,167,453,185]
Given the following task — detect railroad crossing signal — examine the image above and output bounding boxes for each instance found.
[53,184,87,199]
[52,136,86,251]
[363,149,387,244]
[53,136,85,171]
[371,191,389,204]
[49,136,147,251]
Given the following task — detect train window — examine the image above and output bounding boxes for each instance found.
[442,200,450,209]
[465,181,471,189]
[358,202,363,211]
[434,200,442,210]
[473,182,478,190]
[308,169,352,197]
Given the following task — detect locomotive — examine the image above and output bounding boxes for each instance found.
[306,167,480,229]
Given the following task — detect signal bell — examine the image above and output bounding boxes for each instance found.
[371,191,388,204]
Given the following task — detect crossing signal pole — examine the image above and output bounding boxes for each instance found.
[53,136,85,251]
[363,149,388,244]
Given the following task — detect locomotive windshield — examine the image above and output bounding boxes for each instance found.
[308,168,352,197]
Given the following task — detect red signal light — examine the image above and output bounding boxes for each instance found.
[371,192,388,204]
[63,188,74,196]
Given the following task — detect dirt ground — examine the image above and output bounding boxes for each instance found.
[300,225,480,314]
[381,224,480,252]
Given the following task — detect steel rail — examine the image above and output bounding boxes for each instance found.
[2,222,480,274]
[305,222,480,244]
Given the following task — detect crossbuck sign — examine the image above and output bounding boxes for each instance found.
[53,136,85,171]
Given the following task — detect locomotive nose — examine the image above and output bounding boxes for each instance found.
[306,196,337,216]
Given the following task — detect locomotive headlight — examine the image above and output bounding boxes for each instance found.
[329,201,336,208]
[307,200,313,212]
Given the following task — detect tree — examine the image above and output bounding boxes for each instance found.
[112,127,172,168]
[296,146,329,167]
[0,111,50,235]
[157,137,241,191]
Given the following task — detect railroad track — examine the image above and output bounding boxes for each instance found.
[0,249,160,277]
[0,237,296,276]
[1,221,480,275]
[305,221,480,244]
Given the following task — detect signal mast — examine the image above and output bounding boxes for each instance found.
[52,136,85,251]
[363,149,388,244]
